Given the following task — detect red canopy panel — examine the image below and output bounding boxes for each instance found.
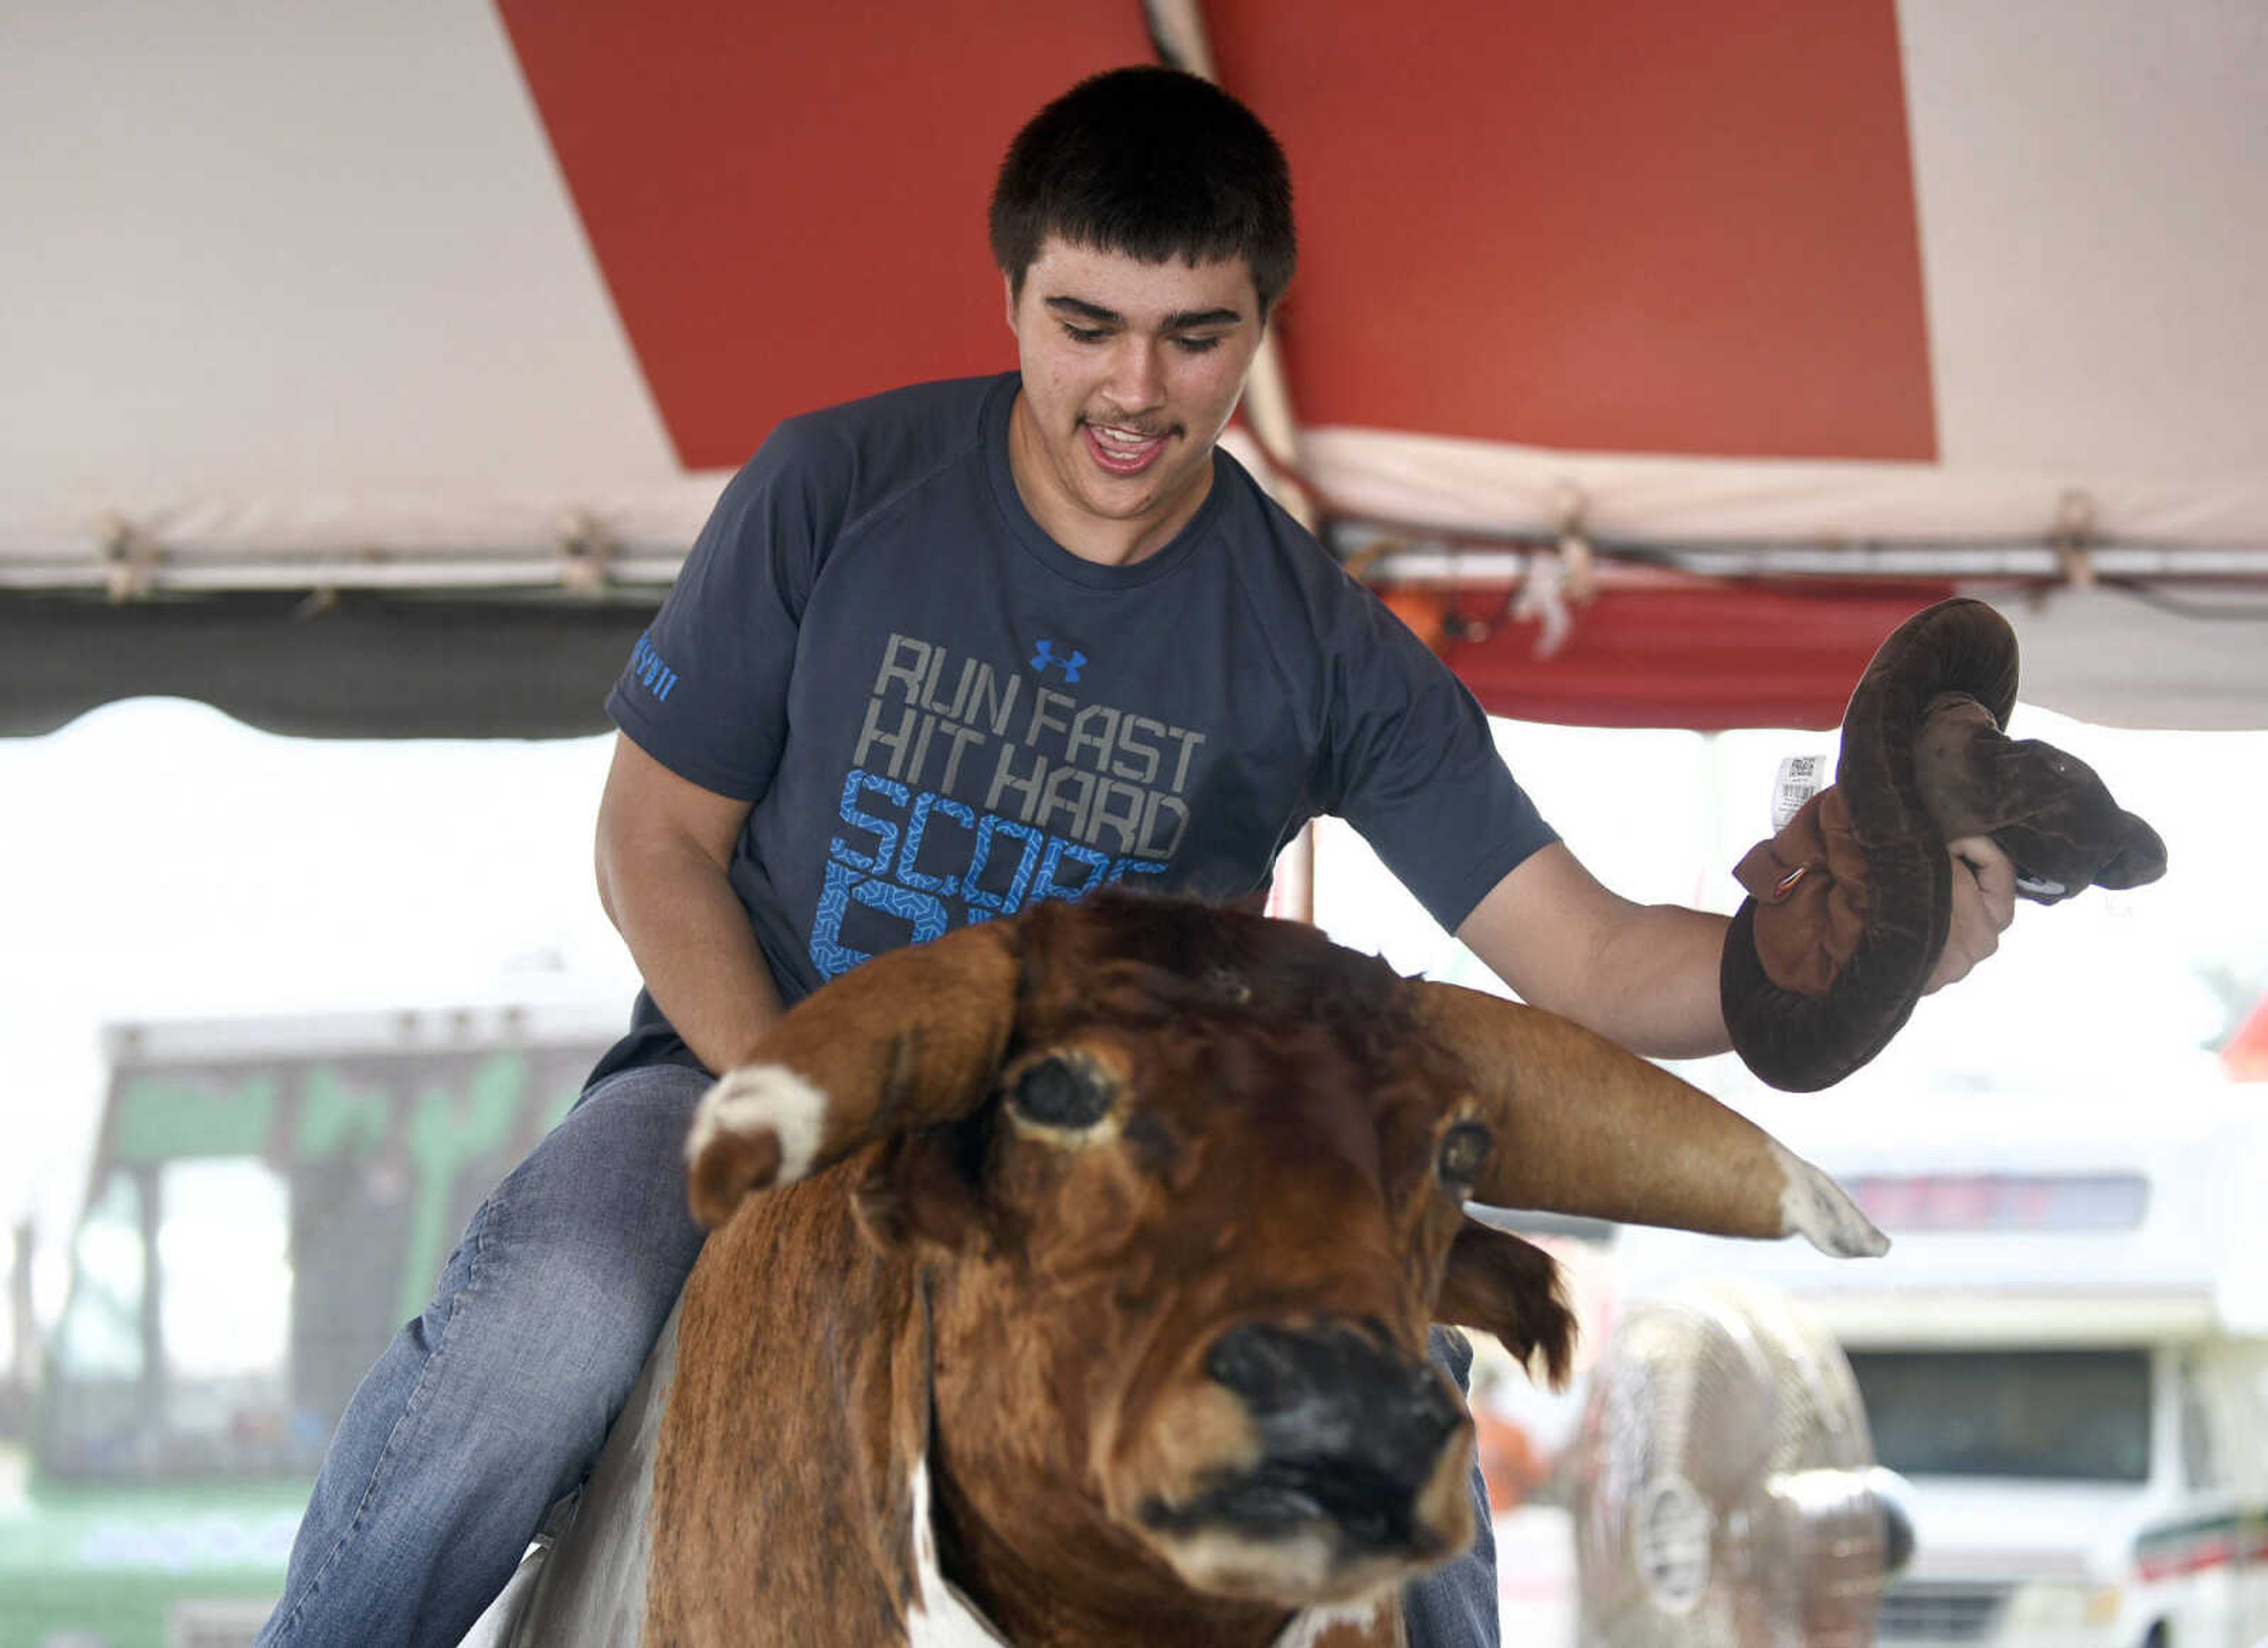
[1383,577,1957,731]
[1209,0,1936,461]
[501,0,1934,471]
[2224,996,2268,1083]
[498,1,1154,471]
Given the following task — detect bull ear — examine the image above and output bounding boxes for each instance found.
[686,920,1021,1228]
[1436,1219,1576,1390]
[1411,981,1887,1259]
[851,1126,990,1256]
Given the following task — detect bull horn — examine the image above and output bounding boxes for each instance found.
[685,920,1021,1226]
[1412,980,1886,1258]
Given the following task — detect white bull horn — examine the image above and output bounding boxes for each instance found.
[1410,981,1886,1258]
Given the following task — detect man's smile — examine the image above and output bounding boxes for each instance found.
[1083,419,1174,476]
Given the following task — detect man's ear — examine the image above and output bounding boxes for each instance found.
[1435,1219,1576,1390]
[1003,271,1019,334]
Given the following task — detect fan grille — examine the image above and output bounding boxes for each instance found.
[1571,1281,1891,1647]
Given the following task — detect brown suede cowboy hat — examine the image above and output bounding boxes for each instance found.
[1720,597,2166,1092]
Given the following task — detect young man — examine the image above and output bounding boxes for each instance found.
[259,66,2013,1648]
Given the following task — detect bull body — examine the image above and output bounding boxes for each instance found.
[483,895,1883,1647]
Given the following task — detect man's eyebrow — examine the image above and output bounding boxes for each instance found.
[1162,306,1244,330]
[1045,296,1124,327]
[1042,296,1246,331]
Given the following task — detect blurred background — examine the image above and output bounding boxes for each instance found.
[5,3,2264,1646]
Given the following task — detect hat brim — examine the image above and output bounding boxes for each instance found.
[1721,597,2018,1091]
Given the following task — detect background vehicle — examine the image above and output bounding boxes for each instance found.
[1614,1084,2268,1648]
[0,1005,616,1648]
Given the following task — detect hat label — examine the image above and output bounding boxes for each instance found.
[1770,753,1832,831]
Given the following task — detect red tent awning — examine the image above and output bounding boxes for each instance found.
[1380,576,1956,731]
[2223,997,2268,1083]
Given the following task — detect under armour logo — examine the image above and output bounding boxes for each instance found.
[1029,639,1087,683]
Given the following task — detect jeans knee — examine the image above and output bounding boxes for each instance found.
[414,1144,696,1471]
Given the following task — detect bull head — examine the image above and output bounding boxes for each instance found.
[683,894,1881,1629]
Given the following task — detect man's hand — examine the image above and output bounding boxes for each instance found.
[1923,834,2017,993]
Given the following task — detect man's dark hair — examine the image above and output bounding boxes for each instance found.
[990,66,1296,319]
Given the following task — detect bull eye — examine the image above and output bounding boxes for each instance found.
[1437,1122,1491,1189]
[1007,1054,1115,1131]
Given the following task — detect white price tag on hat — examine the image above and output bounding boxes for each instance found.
[1771,754,1832,832]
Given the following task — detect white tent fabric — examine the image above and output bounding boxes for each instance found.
[2,4,698,575]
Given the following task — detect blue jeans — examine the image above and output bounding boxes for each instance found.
[258,1062,1498,1648]
[1415,1327,1504,1648]
[256,1064,711,1648]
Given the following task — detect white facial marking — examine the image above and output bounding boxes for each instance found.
[1273,1595,1394,1648]
[1771,1139,1890,1257]
[1168,1527,1340,1598]
[1155,1525,1418,1615]
[685,1063,829,1186]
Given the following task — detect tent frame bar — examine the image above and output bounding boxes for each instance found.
[5,534,2266,599]
[1339,532,2268,589]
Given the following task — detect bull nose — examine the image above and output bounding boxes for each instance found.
[1207,1321,1459,1444]
[1198,1320,1463,1540]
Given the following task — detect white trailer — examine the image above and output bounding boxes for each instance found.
[1614,1084,2268,1648]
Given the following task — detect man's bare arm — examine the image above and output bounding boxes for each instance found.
[1456,844,1732,1060]
[1454,836,2018,1063]
[594,733,786,1075]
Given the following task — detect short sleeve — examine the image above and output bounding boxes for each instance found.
[605,419,841,801]
[1322,586,1558,932]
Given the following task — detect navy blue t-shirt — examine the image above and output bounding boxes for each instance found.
[594,373,1555,1078]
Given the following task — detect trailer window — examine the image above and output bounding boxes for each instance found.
[157,1157,294,1466]
[41,1158,300,1479]
[53,1170,146,1382]
[1847,1349,2151,1483]
[44,1168,155,1475]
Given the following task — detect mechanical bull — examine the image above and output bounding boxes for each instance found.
[482,892,1885,1648]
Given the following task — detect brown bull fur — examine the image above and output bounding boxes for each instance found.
[650,1167,928,1645]
[645,893,1879,1646]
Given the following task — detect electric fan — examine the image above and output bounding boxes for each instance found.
[1569,1280,1912,1646]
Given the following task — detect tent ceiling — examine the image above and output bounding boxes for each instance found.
[4,1,2264,733]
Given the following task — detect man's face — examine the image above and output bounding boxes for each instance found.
[1005,236,1265,564]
